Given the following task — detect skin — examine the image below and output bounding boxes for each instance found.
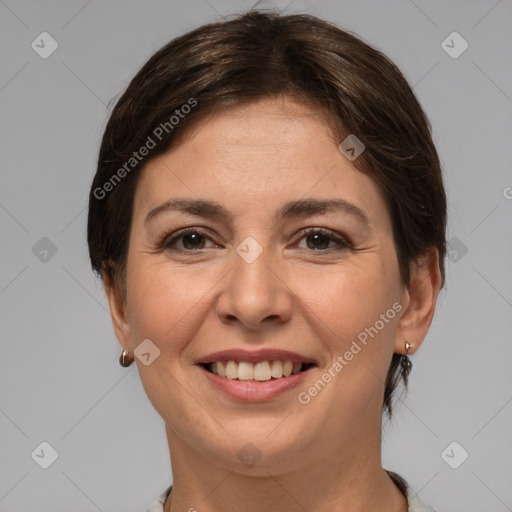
[104,96,442,512]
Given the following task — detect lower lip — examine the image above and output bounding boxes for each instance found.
[198,365,311,402]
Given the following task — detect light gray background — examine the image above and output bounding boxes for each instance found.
[1,1,511,511]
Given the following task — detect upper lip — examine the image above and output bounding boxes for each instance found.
[196,348,316,365]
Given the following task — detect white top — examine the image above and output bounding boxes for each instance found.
[144,472,438,512]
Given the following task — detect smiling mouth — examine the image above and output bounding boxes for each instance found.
[201,360,315,381]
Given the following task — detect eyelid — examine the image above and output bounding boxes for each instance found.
[291,227,352,250]
[159,226,219,249]
[159,226,352,253]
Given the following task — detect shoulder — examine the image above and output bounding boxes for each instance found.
[387,470,439,512]
[144,485,172,512]
[406,487,438,512]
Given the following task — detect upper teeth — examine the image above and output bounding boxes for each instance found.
[209,360,303,381]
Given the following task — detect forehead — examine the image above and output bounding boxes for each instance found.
[133,97,389,227]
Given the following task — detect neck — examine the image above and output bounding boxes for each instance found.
[162,422,407,512]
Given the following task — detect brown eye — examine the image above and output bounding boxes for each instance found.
[305,233,331,250]
[161,228,217,251]
[179,232,206,250]
[296,229,351,252]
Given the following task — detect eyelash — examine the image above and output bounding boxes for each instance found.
[158,227,352,254]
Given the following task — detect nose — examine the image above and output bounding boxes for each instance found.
[215,246,292,331]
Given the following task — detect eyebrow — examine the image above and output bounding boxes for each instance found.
[145,197,370,226]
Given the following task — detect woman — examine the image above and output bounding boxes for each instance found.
[88,11,445,512]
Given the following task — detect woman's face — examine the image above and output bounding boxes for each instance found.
[112,97,410,473]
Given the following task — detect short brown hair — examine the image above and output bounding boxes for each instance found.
[87,10,447,418]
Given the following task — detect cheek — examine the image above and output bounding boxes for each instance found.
[295,272,401,425]
[307,257,400,344]
[123,259,216,426]
[125,259,213,348]
[303,253,402,400]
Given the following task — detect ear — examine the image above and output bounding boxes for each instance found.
[395,249,443,355]
[102,270,132,350]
